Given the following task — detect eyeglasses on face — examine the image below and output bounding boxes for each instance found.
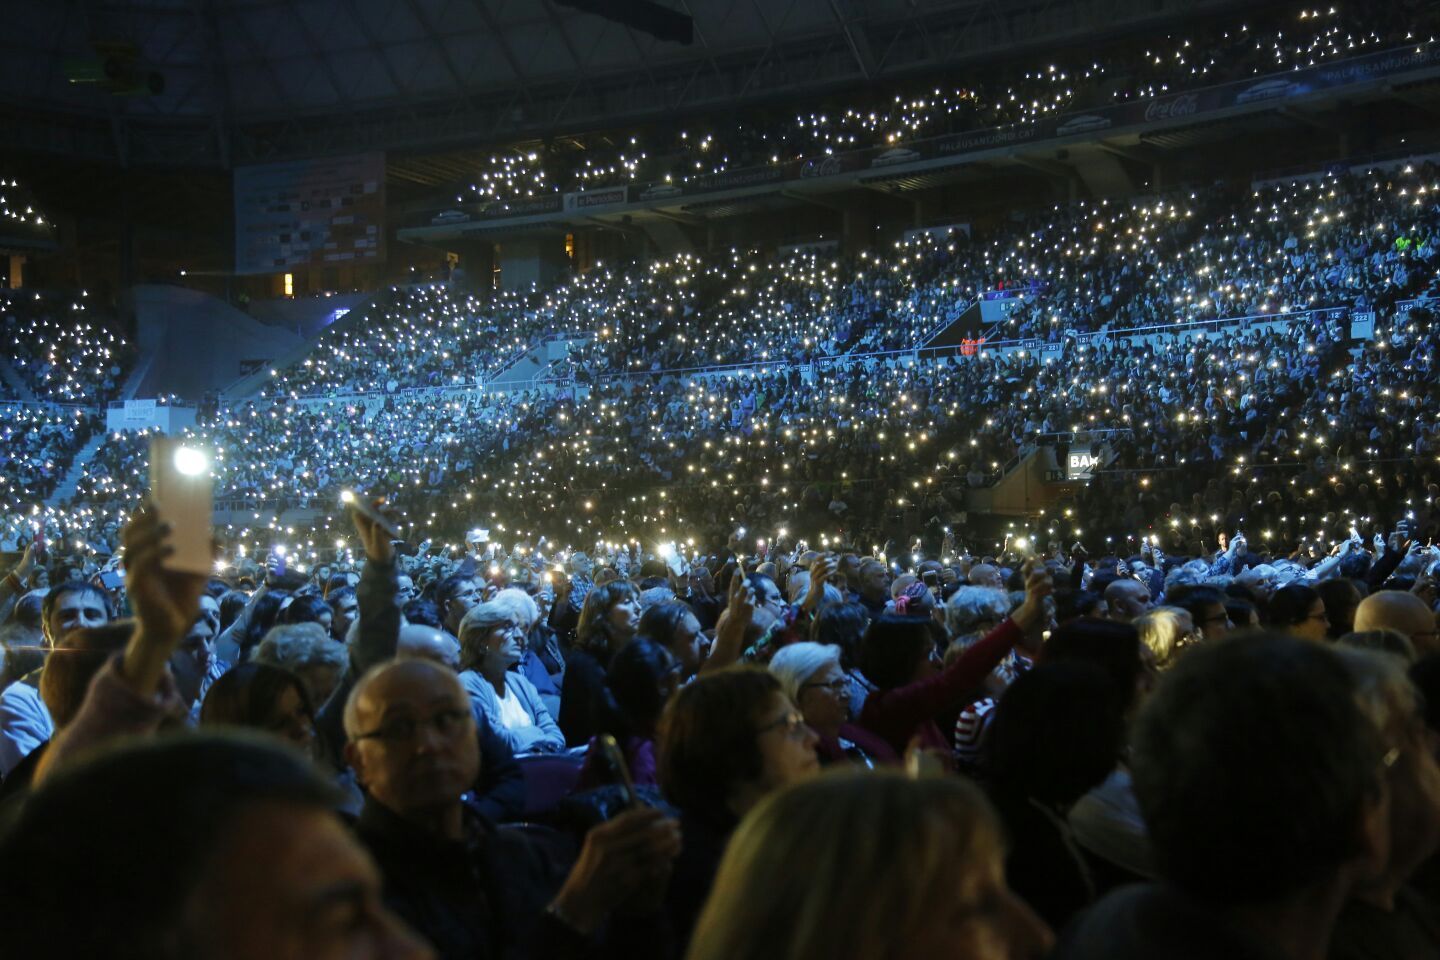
[354,707,471,743]
[756,710,810,741]
[801,677,849,695]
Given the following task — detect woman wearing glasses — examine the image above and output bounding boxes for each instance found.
[658,666,820,958]
[768,642,896,768]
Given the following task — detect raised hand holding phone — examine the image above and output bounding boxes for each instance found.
[119,501,211,696]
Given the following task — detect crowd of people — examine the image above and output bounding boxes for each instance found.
[275,158,1440,406]
[0,477,1438,958]
[0,291,133,404]
[452,2,1436,203]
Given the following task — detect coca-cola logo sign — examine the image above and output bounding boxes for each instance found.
[1144,93,1199,123]
[800,155,846,179]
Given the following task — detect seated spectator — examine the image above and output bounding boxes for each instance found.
[858,561,1050,757]
[768,641,895,768]
[1265,583,1330,642]
[985,661,1126,930]
[254,622,348,706]
[577,637,679,789]
[560,580,640,746]
[658,666,819,955]
[1355,591,1440,655]
[638,600,707,680]
[810,600,872,717]
[200,661,318,759]
[1055,634,1391,960]
[1329,646,1440,960]
[1318,578,1367,639]
[1134,606,1197,670]
[345,658,680,958]
[1166,585,1232,642]
[456,600,564,754]
[687,770,1052,960]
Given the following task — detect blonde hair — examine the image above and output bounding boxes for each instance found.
[1135,605,1193,670]
[687,770,1002,960]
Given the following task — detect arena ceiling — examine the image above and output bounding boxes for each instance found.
[0,0,1237,169]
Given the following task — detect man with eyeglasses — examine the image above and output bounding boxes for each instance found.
[346,658,681,959]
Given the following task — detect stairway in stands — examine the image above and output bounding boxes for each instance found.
[46,432,108,507]
[0,358,37,403]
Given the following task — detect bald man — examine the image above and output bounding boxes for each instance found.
[397,623,460,671]
[346,659,680,958]
[1105,578,1155,624]
[1354,591,1440,655]
[967,563,1003,591]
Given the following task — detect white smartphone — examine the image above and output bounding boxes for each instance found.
[149,436,214,576]
[341,489,402,540]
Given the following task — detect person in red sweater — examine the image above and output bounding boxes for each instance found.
[858,559,1052,759]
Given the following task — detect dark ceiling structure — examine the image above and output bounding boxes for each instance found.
[0,0,1238,172]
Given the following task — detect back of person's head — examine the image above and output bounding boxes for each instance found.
[985,661,1124,807]
[857,614,935,690]
[1339,629,1416,662]
[254,623,345,675]
[323,573,350,598]
[688,770,1050,960]
[1223,594,1258,631]
[280,594,331,626]
[401,597,443,628]
[608,637,677,738]
[1042,618,1143,715]
[810,601,869,666]
[658,666,781,823]
[200,661,314,731]
[239,591,287,659]
[0,733,342,959]
[944,585,1010,641]
[1131,633,1383,904]
[1354,590,1436,642]
[38,621,135,729]
[1135,606,1195,671]
[768,642,842,704]
[12,591,44,631]
[217,589,249,632]
[1263,582,1321,631]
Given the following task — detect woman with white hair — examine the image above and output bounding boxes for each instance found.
[1134,606,1197,671]
[492,586,565,719]
[769,642,895,768]
[457,600,565,754]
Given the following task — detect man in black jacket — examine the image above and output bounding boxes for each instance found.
[345,658,680,960]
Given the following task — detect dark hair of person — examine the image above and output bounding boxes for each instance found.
[637,575,669,592]
[324,585,357,613]
[435,574,474,612]
[857,614,936,690]
[38,621,135,728]
[1166,585,1226,623]
[323,573,351,598]
[1223,595,1257,631]
[204,578,230,600]
[0,734,341,959]
[811,601,870,669]
[217,590,249,633]
[239,591,288,661]
[985,660,1124,806]
[1053,589,1106,623]
[1131,633,1382,903]
[1315,578,1365,639]
[1042,618,1143,715]
[13,592,44,631]
[608,638,676,739]
[41,581,113,643]
[280,594,331,627]
[402,598,444,629]
[638,601,695,647]
[576,580,640,654]
[201,661,315,733]
[1263,583,1321,630]
[658,666,782,825]
[1409,653,1440,733]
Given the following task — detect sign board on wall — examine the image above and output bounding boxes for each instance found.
[234,153,386,275]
